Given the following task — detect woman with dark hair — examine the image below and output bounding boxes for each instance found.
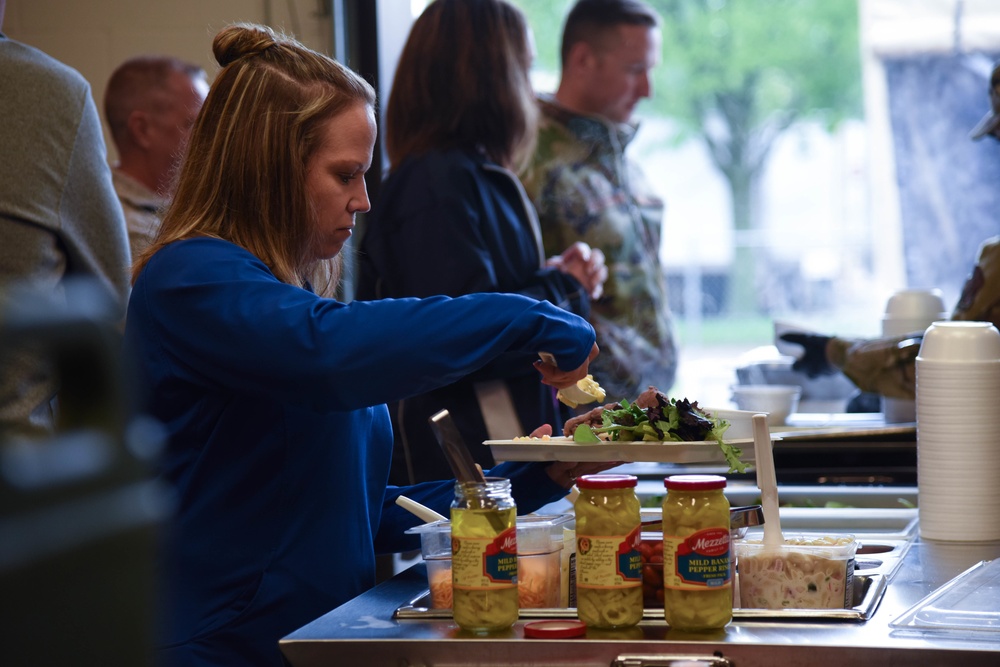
[127,22,603,667]
[358,0,607,485]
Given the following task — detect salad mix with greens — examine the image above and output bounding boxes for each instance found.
[571,396,746,473]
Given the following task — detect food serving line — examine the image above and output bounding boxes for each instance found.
[280,412,999,666]
[279,535,1000,666]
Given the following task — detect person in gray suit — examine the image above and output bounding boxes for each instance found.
[0,0,131,439]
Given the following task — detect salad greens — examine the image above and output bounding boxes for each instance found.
[572,397,747,473]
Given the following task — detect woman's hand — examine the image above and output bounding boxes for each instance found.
[547,242,607,300]
[527,424,622,489]
[534,343,599,388]
[545,459,624,489]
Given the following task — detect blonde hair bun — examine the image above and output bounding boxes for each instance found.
[213,23,282,68]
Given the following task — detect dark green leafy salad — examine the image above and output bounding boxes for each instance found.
[571,397,746,473]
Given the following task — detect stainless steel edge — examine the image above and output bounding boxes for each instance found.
[394,574,885,622]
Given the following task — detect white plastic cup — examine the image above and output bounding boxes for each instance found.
[882,288,948,328]
[881,289,949,423]
[915,327,1000,542]
[916,321,1000,363]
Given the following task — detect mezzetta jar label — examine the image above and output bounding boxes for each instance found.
[662,527,731,590]
[452,526,518,589]
[576,526,642,588]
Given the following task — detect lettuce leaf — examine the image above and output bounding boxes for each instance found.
[572,396,746,474]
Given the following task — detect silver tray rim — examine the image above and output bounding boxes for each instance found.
[393,573,887,623]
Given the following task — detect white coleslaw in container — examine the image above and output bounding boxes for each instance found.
[736,534,858,610]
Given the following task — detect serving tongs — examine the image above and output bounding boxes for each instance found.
[641,505,764,536]
[429,409,486,484]
[429,409,508,532]
[730,504,766,532]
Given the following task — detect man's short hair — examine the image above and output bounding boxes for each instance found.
[560,0,660,65]
[104,56,205,147]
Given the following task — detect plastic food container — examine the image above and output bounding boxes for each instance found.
[406,514,571,609]
[736,534,858,609]
[409,521,454,609]
[516,514,569,608]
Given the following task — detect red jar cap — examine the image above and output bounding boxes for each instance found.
[524,620,587,639]
[577,474,637,489]
[664,474,726,490]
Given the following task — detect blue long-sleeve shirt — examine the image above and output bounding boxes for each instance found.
[124,238,595,666]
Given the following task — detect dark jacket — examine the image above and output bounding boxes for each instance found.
[357,148,589,483]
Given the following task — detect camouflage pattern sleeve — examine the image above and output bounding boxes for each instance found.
[521,97,677,400]
[828,237,1000,400]
[952,236,1000,329]
[828,334,922,400]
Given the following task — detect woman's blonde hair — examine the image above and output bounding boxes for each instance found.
[132,23,376,295]
[384,0,537,171]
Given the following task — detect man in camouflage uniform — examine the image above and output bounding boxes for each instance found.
[521,0,676,402]
[783,61,1000,399]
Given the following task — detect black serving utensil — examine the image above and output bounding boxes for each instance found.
[729,504,765,531]
[640,505,764,537]
[429,410,509,533]
[429,409,487,484]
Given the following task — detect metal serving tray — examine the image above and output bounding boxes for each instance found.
[394,573,887,622]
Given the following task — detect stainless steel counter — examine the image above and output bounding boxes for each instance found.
[280,533,1000,666]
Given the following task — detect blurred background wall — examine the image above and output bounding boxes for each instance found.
[2,0,341,163]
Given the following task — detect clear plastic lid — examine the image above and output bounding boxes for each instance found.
[404,514,573,555]
[890,558,1000,638]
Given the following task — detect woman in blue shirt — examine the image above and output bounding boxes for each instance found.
[126,23,602,667]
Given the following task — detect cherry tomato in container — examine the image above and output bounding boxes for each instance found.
[640,534,665,607]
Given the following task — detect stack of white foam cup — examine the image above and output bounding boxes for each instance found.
[882,289,949,423]
[915,321,1000,541]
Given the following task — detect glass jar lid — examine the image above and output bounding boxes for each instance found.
[577,474,638,489]
[664,474,726,490]
[524,620,587,639]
